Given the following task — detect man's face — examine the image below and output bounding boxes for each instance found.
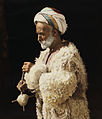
[36,22,55,49]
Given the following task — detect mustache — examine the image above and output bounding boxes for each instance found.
[39,40,46,44]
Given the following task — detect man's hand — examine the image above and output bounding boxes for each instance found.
[17,80,27,92]
[22,62,34,72]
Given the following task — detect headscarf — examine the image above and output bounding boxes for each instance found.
[34,7,68,35]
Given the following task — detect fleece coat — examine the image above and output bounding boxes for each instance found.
[24,42,90,119]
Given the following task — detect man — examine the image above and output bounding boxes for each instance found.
[17,7,90,119]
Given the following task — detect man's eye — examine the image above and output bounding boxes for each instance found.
[40,33,44,36]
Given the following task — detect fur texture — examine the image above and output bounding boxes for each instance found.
[24,42,90,119]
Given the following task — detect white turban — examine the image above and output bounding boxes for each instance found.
[34,7,68,35]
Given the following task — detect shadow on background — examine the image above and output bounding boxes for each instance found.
[0,0,101,119]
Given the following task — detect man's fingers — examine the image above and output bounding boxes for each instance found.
[17,80,27,92]
[24,62,31,65]
[22,65,29,72]
[24,62,29,64]
[22,62,34,72]
[22,63,31,70]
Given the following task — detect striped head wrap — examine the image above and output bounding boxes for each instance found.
[34,7,68,35]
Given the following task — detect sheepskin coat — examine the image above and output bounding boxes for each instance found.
[24,42,90,119]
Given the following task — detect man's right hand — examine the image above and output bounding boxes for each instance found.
[17,80,27,92]
[22,62,34,72]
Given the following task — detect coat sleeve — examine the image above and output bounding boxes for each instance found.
[24,49,50,90]
[24,62,47,90]
[39,55,79,106]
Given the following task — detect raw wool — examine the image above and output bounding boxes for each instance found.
[24,62,47,90]
[17,93,29,107]
[11,93,30,111]
[24,48,50,90]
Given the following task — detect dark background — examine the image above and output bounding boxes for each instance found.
[0,0,102,119]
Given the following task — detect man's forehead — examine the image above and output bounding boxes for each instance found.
[36,22,52,32]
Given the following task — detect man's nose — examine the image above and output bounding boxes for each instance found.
[38,35,43,42]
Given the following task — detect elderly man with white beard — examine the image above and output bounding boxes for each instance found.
[17,7,90,119]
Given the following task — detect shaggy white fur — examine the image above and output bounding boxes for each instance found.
[24,42,90,119]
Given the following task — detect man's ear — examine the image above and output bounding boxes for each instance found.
[53,29,58,37]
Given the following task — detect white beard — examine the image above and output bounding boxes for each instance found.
[39,34,55,49]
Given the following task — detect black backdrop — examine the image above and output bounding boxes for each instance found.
[1,0,101,119]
